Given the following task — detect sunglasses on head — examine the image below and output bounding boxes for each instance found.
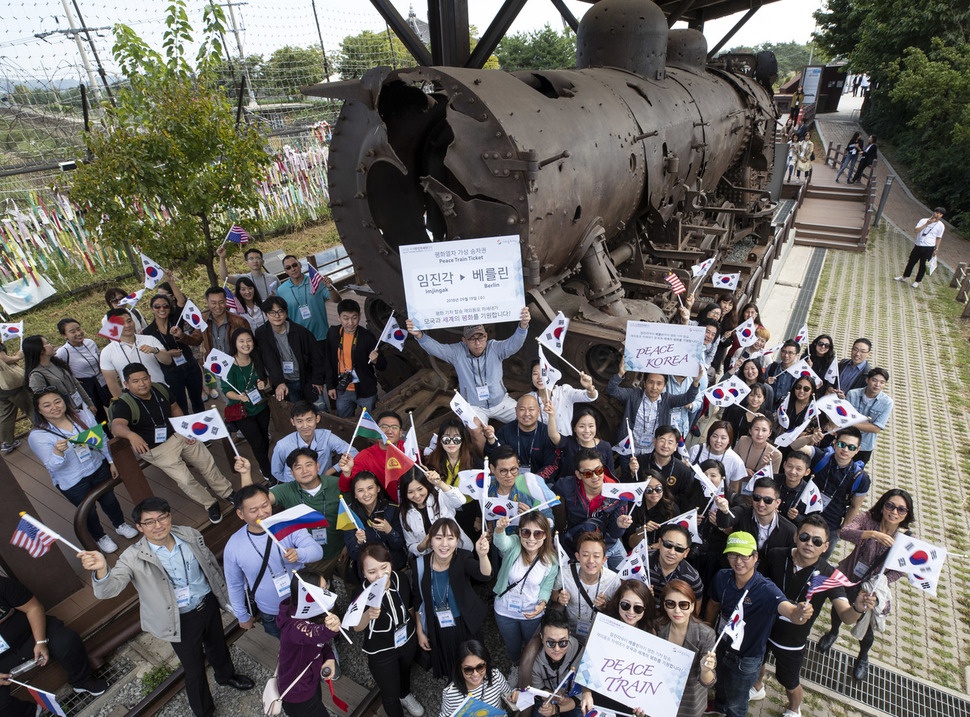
[544,638,570,649]
[663,599,692,611]
[579,466,605,479]
[644,486,663,494]
[462,663,487,675]
[619,600,645,615]
[797,532,826,547]
[661,539,688,554]
[752,494,776,505]
[440,435,463,445]
[518,528,545,540]
[836,440,859,452]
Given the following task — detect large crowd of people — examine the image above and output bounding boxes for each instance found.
[1,249,911,717]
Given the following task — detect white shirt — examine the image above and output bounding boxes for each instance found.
[915,218,944,247]
[99,335,168,385]
[56,339,102,380]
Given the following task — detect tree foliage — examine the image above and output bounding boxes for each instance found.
[263,46,330,100]
[727,42,823,86]
[334,30,417,80]
[71,1,272,284]
[496,25,576,71]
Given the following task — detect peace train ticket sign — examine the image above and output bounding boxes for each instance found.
[623,321,706,376]
[400,235,525,330]
[576,613,694,715]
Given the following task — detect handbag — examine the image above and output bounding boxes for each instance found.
[927,255,938,275]
[224,402,246,422]
[263,662,314,716]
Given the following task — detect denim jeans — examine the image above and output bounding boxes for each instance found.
[494,612,542,664]
[261,612,281,639]
[606,539,627,570]
[335,389,377,418]
[59,460,125,540]
[714,647,764,717]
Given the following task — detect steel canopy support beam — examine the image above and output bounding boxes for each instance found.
[370,0,433,66]
[467,0,529,68]
[707,1,762,59]
[549,0,580,31]
[429,0,471,66]
[666,0,698,26]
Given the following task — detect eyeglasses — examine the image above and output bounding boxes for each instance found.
[836,440,859,452]
[816,342,831,348]
[661,539,688,554]
[440,436,463,445]
[794,385,813,392]
[579,466,606,479]
[462,663,487,675]
[644,486,663,494]
[544,638,570,649]
[518,528,545,540]
[378,424,401,431]
[752,494,777,505]
[267,309,287,317]
[138,513,172,528]
[663,599,693,611]
[151,304,170,310]
[284,263,301,271]
[619,600,645,615]
[466,335,487,342]
[884,503,909,515]
[727,552,756,561]
[797,532,826,547]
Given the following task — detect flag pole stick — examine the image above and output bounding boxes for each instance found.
[348,411,365,446]
[293,572,353,643]
[19,512,83,553]
[371,314,394,358]
[542,666,577,706]
[711,588,749,652]
[534,337,581,375]
[510,497,560,524]
[225,434,241,458]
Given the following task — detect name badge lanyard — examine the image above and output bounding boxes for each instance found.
[247,532,287,581]
[516,426,537,465]
[134,390,168,441]
[570,562,601,621]
[472,346,491,408]
[431,570,452,611]
[162,544,192,591]
[70,343,101,377]
[497,553,543,599]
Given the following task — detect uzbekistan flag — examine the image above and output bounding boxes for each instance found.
[259,504,329,541]
[353,409,387,444]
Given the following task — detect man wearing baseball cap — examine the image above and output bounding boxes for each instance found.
[704,531,812,717]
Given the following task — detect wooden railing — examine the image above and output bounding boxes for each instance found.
[951,263,970,318]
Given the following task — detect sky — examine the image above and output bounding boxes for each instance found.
[0,0,822,85]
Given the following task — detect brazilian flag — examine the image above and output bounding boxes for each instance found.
[69,423,106,450]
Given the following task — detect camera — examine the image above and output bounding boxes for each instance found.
[336,371,355,392]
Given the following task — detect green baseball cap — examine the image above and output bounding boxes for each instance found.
[723,531,758,556]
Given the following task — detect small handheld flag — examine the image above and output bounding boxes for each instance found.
[385,442,417,500]
[664,272,687,296]
[379,314,408,351]
[457,469,488,500]
[797,478,824,514]
[824,351,840,385]
[307,264,323,295]
[600,481,648,503]
[805,569,857,600]
[341,574,389,630]
[69,423,105,450]
[259,504,329,541]
[449,391,479,429]
[119,289,145,309]
[711,272,740,291]
[612,418,635,457]
[715,589,748,649]
[97,314,126,342]
[690,257,714,278]
[12,681,67,717]
[662,508,702,544]
[351,409,388,444]
[794,324,809,348]
[450,695,507,717]
[140,252,165,289]
[776,402,790,430]
[691,463,722,499]
[169,409,231,442]
[225,224,251,245]
[295,576,338,618]
[0,321,24,342]
[616,540,650,584]
[734,317,759,348]
[538,311,569,355]
[337,496,365,531]
[743,464,774,493]
[785,358,822,388]
[11,516,57,558]
[705,374,751,408]
[537,344,562,392]
[482,497,518,521]
[204,348,235,379]
[223,286,241,314]
[884,535,947,595]
[180,299,209,332]
[815,394,868,430]
[403,419,421,463]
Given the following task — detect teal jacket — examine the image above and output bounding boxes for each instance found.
[492,530,559,604]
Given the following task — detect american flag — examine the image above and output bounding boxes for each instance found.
[664,272,687,295]
[225,224,251,244]
[10,516,57,558]
[805,568,858,600]
[224,287,240,313]
[307,264,323,295]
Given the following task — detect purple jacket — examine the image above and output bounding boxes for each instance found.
[275,598,337,703]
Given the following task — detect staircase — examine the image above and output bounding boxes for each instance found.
[791,151,873,251]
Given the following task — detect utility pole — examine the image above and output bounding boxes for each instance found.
[217,1,258,107]
[58,0,102,102]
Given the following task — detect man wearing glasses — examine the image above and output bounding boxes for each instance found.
[554,449,632,568]
[807,425,870,561]
[764,340,800,411]
[645,524,704,613]
[340,410,405,492]
[716,477,796,560]
[704,531,813,717]
[255,296,327,405]
[406,308,531,424]
[216,245,278,298]
[754,514,875,716]
[834,338,872,396]
[80,497,255,717]
[275,254,340,341]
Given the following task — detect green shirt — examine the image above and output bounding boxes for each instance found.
[225,361,267,418]
[271,476,341,560]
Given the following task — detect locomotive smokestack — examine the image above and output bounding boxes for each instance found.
[576,0,668,80]
[666,29,708,70]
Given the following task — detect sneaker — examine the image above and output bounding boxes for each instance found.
[115,523,139,539]
[1,440,20,455]
[782,710,801,717]
[73,677,108,696]
[400,694,425,717]
[748,685,766,701]
[912,282,920,289]
[97,535,118,553]
[894,276,905,281]
[208,503,223,524]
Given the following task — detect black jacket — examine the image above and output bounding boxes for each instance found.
[324,326,387,399]
[717,507,797,561]
[255,321,327,396]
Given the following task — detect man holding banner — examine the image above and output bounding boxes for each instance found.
[704,532,812,717]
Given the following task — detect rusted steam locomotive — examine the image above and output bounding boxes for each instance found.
[308,0,780,412]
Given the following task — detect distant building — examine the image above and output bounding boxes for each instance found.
[407,5,431,44]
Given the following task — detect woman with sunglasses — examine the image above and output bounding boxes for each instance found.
[722,302,762,372]
[656,580,716,717]
[412,518,492,678]
[545,404,615,481]
[688,421,747,494]
[804,334,836,394]
[424,417,482,539]
[733,416,782,485]
[773,377,817,451]
[492,513,558,667]
[234,276,266,330]
[439,640,517,717]
[399,470,472,557]
[344,472,407,574]
[352,544,425,717]
[28,387,138,553]
[141,294,206,414]
[221,326,272,480]
[722,382,771,445]
[23,335,92,412]
[104,287,148,331]
[816,489,915,681]
[625,469,679,551]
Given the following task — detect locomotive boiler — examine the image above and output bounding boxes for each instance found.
[307,0,780,404]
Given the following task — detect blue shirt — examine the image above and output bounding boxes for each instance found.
[838,360,869,393]
[712,569,786,659]
[271,429,357,483]
[276,275,330,340]
[149,535,211,613]
[846,388,893,451]
[28,409,113,490]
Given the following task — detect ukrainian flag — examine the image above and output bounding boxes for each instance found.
[337,496,364,531]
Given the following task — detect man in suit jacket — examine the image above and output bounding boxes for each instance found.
[716,477,796,560]
[849,135,877,183]
[833,338,872,397]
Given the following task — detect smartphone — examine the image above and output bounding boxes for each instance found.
[10,659,40,676]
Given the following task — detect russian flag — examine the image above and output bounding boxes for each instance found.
[29,685,67,717]
[259,504,329,540]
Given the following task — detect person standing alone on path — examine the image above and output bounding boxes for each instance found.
[895,207,946,289]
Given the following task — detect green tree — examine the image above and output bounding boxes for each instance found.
[262,46,328,101]
[71,1,271,285]
[726,42,820,86]
[496,25,576,71]
[335,30,416,80]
